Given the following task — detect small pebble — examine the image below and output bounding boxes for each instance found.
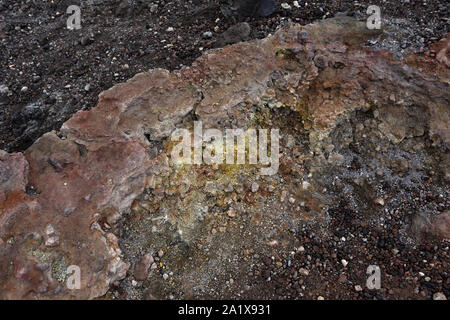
[149,4,158,13]
[374,198,385,206]
[299,268,309,276]
[433,292,447,300]
[202,31,213,39]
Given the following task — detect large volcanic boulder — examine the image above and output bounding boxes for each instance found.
[0,16,448,299]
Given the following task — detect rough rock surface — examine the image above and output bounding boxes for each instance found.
[0,16,449,299]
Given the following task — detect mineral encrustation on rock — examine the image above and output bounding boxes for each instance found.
[0,16,448,299]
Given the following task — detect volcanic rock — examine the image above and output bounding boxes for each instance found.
[0,16,448,299]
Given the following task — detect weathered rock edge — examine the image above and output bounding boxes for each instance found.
[0,16,448,299]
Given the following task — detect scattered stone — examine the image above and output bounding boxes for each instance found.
[299,268,309,276]
[205,181,217,195]
[44,224,59,247]
[0,84,9,94]
[80,36,93,46]
[219,226,227,233]
[338,274,347,283]
[202,31,213,39]
[134,254,154,281]
[301,181,311,190]
[412,211,450,240]
[251,182,259,193]
[227,208,236,218]
[314,55,328,69]
[428,211,450,239]
[224,183,234,193]
[329,153,345,166]
[235,183,244,194]
[433,292,447,300]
